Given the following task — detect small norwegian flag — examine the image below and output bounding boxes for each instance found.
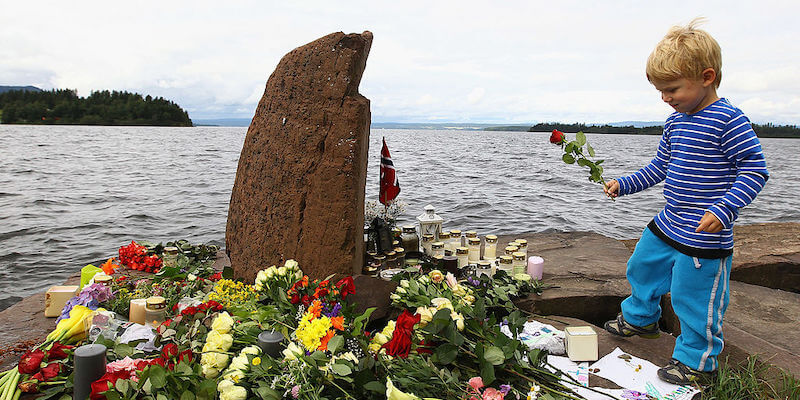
[379,137,400,205]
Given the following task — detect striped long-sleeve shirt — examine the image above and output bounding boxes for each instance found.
[617,98,769,257]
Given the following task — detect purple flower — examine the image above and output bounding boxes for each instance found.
[325,302,342,317]
[55,283,114,323]
[500,384,511,394]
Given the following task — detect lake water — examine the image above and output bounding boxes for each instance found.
[1,125,797,310]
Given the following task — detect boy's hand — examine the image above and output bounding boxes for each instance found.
[696,212,723,233]
[604,179,620,198]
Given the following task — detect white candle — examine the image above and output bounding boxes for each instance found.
[455,247,469,270]
[512,252,527,276]
[467,237,481,263]
[129,299,147,325]
[484,235,498,260]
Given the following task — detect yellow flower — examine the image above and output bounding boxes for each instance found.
[282,342,304,361]
[205,330,233,351]
[295,313,332,351]
[251,357,261,366]
[428,270,444,284]
[211,312,234,334]
[415,306,434,328]
[431,297,453,311]
[219,385,247,400]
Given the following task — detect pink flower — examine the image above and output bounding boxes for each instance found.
[468,377,485,392]
[482,387,505,400]
[291,385,300,399]
[445,272,458,289]
[105,357,140,382]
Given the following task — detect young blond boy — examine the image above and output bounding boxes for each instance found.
[603,19,769,385]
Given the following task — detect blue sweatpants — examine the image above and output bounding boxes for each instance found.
[621,227,733,372]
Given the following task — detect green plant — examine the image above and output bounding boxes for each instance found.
[701,355,800,400]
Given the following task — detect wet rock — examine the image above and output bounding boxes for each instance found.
[226,31,373,282]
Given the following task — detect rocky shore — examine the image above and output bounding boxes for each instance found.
[1,222,798,387]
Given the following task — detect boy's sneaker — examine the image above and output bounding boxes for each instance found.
[603,314,660,339]
[657,359,716,386]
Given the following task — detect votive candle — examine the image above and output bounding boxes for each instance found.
[129,299,147,325]
[527,256,544,280]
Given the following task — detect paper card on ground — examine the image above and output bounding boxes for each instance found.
[588,347,699,400]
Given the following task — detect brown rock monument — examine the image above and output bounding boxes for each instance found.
[226,31,373,282]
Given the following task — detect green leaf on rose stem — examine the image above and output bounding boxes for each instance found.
[434,343,459,365]
[256,385,281,400]
[587,142,595,157]
[562,153,575,164]
[576,131,586,146]
[363,381,385,393]
[480,359,496,385]
[327,335,344,354]
[484,346,505,365]
[564,142,575,154]
[196,379,218,400]
[115,379,130,395]
[330,363,352,376]
[148,365,167,389]
[180,391,196,400]
[577,158,590,167]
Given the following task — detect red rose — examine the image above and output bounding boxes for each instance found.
[46,342,73,361]
[39,362,62,381]
[178,349,193,364]
[550,129,565,145]
[301,295,312,306]
[290,294,300,304]
[90,370,129,400]
[161,343,179,359]
[381,310,421,358]
[313,287,329,298]
[19,349,45,374]
[335,276,356,299]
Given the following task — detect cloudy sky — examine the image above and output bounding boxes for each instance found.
[2,1,798,124]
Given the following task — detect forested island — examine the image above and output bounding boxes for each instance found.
[486,122,800,138]
[0,88,192,126]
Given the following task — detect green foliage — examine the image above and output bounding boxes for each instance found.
[701,356,800,400]
[0,88,192,126]
[556,131,610,189]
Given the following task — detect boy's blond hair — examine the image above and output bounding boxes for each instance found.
[647,18,722,88]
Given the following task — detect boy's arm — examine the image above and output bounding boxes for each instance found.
[705,116,769,229]
[615,129,670,196]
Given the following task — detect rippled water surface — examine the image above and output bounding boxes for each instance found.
[1,125,798,309]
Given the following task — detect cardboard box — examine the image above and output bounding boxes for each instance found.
[44,285,79,317]
[565,326,598,362]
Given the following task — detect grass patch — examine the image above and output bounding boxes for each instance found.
[701,355,800,399]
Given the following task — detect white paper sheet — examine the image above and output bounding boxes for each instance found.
[588,347,699,400]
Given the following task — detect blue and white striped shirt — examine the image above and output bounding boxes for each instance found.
[617,98,769,253]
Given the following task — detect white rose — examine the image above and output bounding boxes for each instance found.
[285,259,299,271]
[390,293,401,301]
[241,345,261,356]
[229,355,249,371]
[395,287,406,294]
[224,368,245,383]
[206,330,233,351]
[431,297,453,311]
[202,365,220,378]
[451,312,465,331]
[282,342,304,361]
[219,385,248,400]
[217,379,234,392]
[265,266,276,279]
[415,306,433,327]
[399,279,410,288]
[255,270,268,285]
[295,270,303,280]
[187,273,197,281]
[418,275,430,284]
[277,266,287,276]
[211,312,234,334]
[372,333,389,346]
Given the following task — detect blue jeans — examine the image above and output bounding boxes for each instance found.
[621,227,732,372]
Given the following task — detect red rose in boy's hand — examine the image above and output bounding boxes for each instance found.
[550,129,565,145]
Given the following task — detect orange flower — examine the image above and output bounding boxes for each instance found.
[101,258,119,275]
[319,330,335,351]
[300,276,309,288]
[331,316,345,331]
[308,300,323,318]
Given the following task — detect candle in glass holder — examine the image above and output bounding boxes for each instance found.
[464,231,478,239]
[145,296,167,328]
[512,252,527,276]
[476,260,493,277]
[421,234,435,255]
[515,239,528,255]
[498,256,513,275]
[504,245,519,256]
[438,231,451,254]
[442,255,459,275]
[467,237,481,263]
[455,247,469,270]
[129,299,147,324]
[74,343,107,400]
[449,230,463,252]
[431,242,446,258]
[257,330,285,358]
[484,235,498,260]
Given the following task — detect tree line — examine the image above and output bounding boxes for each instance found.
[485,122,800,138]
[0,89,192,126]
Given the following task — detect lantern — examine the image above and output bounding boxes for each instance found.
[416,205,444,241]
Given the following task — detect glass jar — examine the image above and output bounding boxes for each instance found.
[467,237,481,263]
[449,230,463,252]
[145,296,167,327]
[161,246,179,268]
[484,235,498,260]
[438,231,451,254]
[392,240,401,248]
[455,247,469,270]
[432,254,445,270]
[93,274,112,286]
[373,255,387,271]
[421,234,435,255]
[394,247,405,268]
[385,251,397,269]
[476,260,493,278]
[400,225,419,253]
[498,256,514,275]
[515,239,528,255]
[464,231,478,239]
[442,255,458,274]
[431,242,445,258]
[504,245,519,256]
[512,252,527,276]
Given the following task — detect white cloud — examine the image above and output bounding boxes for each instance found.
[1,0,799,123]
